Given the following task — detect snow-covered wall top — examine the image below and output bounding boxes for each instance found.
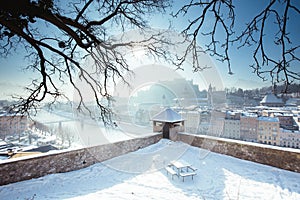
[178,133,300,173]
[0,132,299,186]
[0,134,162,186]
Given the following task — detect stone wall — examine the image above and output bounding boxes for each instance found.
[0,134,162,186]
[178,133,300,173]
[1,132,299,186]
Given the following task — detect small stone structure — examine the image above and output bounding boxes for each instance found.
[151,108,184,140]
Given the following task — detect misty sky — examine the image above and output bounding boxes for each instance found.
[0,0,299,101]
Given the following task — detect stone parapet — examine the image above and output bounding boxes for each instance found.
[178,133,300,173]
[1,132,299,186]
[0,134,162,186]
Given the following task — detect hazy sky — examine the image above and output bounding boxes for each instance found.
[164,0,300,90]
[0,0,299,101]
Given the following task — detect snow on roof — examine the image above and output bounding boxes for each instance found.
[0,113,25,117]
[0,140,7,146]
[0,139,299,199]
[258,116,279,122]
[241,112,258,117]
[151,108,184,123]
[273,112,293,117]
[260,93,283,104]
[226,110,236,115]
[280,128,300,134]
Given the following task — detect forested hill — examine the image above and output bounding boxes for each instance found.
[226,83,300,97]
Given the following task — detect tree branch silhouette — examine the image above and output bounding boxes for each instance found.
[0,0,169,125]
[175,0,300,91]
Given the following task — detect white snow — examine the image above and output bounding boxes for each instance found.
[0,139,300,200]
[151,108,184,123]
[257,116,279,122]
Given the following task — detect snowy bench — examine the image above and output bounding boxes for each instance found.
[165,166,177,179]
[187,166,197,172]
[179,171,197,182]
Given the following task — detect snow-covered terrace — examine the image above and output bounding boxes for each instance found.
[0,139,299,200]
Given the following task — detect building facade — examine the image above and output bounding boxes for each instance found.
[257,117,280,145]
[277,115,299,130]
[0,114,28,139]
[240,115,258,142]
[222,112,241,139]
[279,129,300,149]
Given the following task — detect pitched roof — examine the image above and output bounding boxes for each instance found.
[260,93,283,104]
[151,108,184,123]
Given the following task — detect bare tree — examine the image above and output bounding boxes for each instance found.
[1,0,299,126]
[174,0,300,91]
[0,0,170,125]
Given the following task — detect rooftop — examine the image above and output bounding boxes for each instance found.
[258,116,279,122]
[241,112,258,118]
[0,139,299,199]
[260,93,284,104]
[151,108,184,123]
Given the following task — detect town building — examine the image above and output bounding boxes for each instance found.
[222,111,240,139]
[260,109,299,130]
[260,93,284,107]
[276,114,299,130]
[279,129,300,148]
[0,114,28,140]
[206,110,225,137]
[257,116,280,145]
[240,113,258,142]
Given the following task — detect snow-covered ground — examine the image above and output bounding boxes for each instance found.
[0,139,299,200]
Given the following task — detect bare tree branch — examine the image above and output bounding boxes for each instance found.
[0,0,170,125]
[173,0,235,74]
[175,0,300,91]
